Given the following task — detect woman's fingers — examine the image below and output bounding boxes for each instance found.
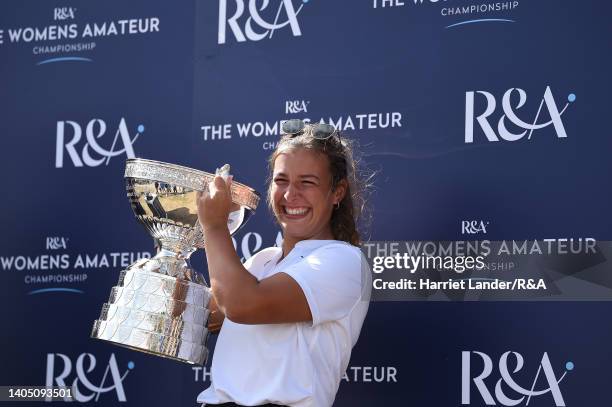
[212,175,227,192]
[209,175,233,201]
[227,175,233,191]
[197,174,232,204]
[196,175,233,230]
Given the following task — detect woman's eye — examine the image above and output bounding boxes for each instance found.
[274,178,288,184]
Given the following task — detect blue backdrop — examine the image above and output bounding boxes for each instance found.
[1,1,611,405]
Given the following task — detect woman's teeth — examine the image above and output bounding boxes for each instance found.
[284,207,308,215]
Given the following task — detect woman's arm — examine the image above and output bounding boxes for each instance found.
[197,176,312,325]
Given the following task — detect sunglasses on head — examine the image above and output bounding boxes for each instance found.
[281,119,339,140]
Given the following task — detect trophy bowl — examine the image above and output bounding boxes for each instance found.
[91,158,260,364]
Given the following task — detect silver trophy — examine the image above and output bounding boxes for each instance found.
[91,158,259,364]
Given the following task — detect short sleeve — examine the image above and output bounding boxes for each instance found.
[281,244,365,326]
[242,247,281,280]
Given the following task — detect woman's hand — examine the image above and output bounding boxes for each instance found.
[196,175,233,232]
[207,296,225,333]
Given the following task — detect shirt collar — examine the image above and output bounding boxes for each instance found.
[283,239,345,256]
[271,240,346,268]
[294,239,340,249]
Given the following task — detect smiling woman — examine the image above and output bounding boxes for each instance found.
[270,148,346,245]
[196,120,372,407]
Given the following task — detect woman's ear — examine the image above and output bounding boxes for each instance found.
[333,179,348,204]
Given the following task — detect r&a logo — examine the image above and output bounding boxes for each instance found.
[285,100,309,114]
[461,351,574,406]
[54,7,76,20]
[55,118,144,168]
[462,220,488,235]
[45,353,134,402]
[46,237,68,250]
[218,0,306,44]
[232,231,263,261]
[465,86,575,143]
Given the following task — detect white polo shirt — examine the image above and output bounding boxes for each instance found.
[197,239,371,407]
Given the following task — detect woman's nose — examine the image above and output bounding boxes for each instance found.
[283,183,299,201]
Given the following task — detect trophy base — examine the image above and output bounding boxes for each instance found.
[92,257,211,365]
[91,321,208,364]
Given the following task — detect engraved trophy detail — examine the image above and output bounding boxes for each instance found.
[91,159,259,364]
